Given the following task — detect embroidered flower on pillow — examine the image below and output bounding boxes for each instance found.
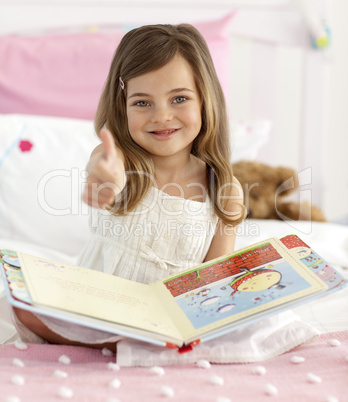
[19,140,33,152]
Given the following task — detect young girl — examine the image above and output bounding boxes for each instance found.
[13,23,245,348]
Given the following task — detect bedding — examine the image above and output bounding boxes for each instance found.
[0,331,347,401]
[0,114,100,259]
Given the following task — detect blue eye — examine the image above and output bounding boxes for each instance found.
[173,96,187,104]
[136,100,150,107]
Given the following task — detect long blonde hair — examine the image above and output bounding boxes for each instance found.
[95,23,245,225]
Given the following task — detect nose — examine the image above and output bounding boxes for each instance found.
[150,103,173,124]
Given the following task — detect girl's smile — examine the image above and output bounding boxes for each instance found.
[126,55,202,159]
[147,128,180,140]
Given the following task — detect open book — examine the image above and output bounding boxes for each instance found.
[1,235,347,351]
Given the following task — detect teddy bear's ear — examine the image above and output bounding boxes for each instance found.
[276,167,299,197]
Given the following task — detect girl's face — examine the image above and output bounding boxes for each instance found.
[126,55,202,160]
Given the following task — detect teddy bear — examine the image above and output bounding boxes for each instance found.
[232,160,326,221]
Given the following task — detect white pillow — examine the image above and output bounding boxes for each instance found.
[0,114,100,258]
[230,120,272,162]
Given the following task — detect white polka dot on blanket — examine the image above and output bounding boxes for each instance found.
[251,365,267,375]
[325,396,339,402]
[216,397,231,402]
[149,366,165,376]
[209,375,224,386]
[160,385,175,398]
[101,347,113,357]
[307,372,322,383]
[57,386,74,399]
[264,383,278,396]
[54,370,68,378]
[290,356,305,364]
[107,362,120,371]
[12,358,25,368]
[109,378,121,389]
[4,396,21,402]
[11,375,25,386]
[196,359,211,369]
[58,355,71,365]
[14,340,28,351]
[105,398,121,402]
[327,339,341,347]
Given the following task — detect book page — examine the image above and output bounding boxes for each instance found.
[19,253,183,341]
[155,238,328,340]
[280,234,348,291]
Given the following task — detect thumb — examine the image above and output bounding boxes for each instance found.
[100,128,117,160]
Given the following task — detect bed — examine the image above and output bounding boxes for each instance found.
[0,1,347,401]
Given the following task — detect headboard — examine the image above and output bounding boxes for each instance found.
[0,0,332,215]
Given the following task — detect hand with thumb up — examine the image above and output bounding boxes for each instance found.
[82,129,126,209]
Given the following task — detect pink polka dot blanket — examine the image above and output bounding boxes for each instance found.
[0,330,347,402]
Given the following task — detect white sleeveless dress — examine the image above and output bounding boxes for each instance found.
[77,186,219,284]
[13,186,219,344]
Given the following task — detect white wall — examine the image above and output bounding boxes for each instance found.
[228,0,348,222]
[323,0,348,221]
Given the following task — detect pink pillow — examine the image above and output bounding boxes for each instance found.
[0,14,234,120]
[194,13,235,100]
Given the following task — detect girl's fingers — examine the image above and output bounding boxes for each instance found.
[83,179,119,209]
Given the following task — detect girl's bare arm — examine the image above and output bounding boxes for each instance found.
[204,178,244,262]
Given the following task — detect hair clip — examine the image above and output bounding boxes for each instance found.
[119,76,125,90]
